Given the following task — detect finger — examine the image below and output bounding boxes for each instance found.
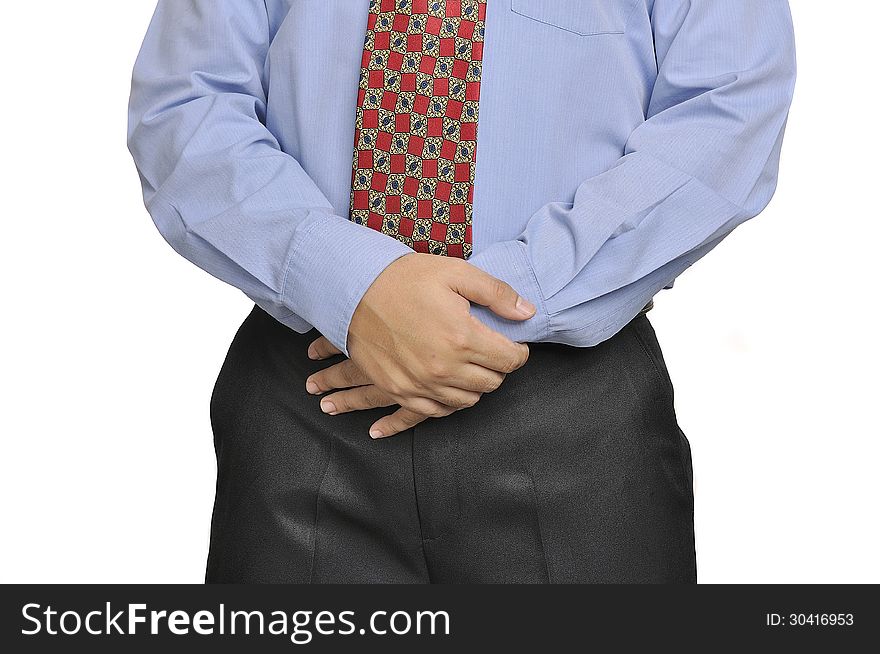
[423,387,482,411]
[308,336,342,360]
[369,408,434,439]
[448,364,506,393]
[396,396,457,417]
[462,315,531,374]
[320,386,395,415]
[451,266,536,321]
[306,360,371,394]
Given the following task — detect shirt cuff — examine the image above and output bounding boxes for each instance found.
[281,211,414,355]
[466,239,550,343]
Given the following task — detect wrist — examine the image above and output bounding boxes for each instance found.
[282,213,413,356]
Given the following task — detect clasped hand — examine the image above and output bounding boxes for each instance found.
[304,253,535,438]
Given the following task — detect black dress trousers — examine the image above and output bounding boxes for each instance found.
[206,306,696,583]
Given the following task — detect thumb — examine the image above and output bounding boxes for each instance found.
[451,267,536,322]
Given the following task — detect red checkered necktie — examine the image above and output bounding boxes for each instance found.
[350,0,486,259]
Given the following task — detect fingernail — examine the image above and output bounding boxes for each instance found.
[516,296,536,317]
[320,400,337,415]
[307,345,319,360]
[369,429,384,439]
[305,380,321,395]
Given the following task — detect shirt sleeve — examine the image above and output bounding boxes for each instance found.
[468,0,797,346]
[127,0,413,355]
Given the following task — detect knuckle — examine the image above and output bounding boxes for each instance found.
[416,401,437,415]
[486,374,504,391]
[497,356,519,374]
[467,374,485,391]
[384,379,404,396]
[409,371,429,390]
[362,388,379,406]
[400,398,424,413]
[405,413,424,427]
[504,348,529,372]
[446,258,467,274]
[443,394,478,410]
[442,396,467,410]
[340,363,357,384]
[460,395,480,409]
[426,360,450,380]
[331,368,347,386]
[396,412,419,428]
[447,329,470,351]
[411,399,440,417]
[491,279,511,301]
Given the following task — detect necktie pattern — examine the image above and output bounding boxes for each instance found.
[350,0,486,259]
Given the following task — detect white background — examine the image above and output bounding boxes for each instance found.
[1,1,877,584]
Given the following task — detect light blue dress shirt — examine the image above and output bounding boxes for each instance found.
[128,0,796,355]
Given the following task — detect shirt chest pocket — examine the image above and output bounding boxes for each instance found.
[510,0,639,36]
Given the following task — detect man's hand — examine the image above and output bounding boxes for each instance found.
[305,253,536,438]
[305,338,454,437]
